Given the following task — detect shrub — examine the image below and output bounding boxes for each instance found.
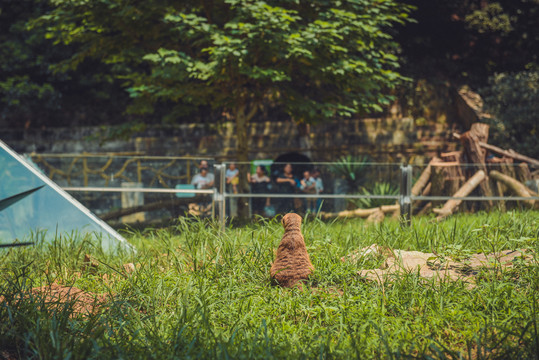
[352,182,399,209]
[480,71,539,158]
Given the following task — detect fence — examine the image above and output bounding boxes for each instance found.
[28,154,539,226]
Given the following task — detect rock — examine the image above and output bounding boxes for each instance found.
[123,263,136,274]
[347,245,534,287]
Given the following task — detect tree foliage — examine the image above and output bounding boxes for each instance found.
[3,0,537,160]
[34,0,414,126]
[397,0,539,86]
[0,0,131,128]
[481,71,539,158]
[33,0,414,173]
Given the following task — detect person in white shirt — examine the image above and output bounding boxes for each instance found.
[189,163,214,216]
[191,164,214,189]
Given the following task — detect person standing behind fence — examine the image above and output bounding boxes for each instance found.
[191,162,214,189]
[226,162,239,217]
[226,162,239,194]
[249,165,271,216]
[275,163,298,213]
[300,170,316,212]
[190,162,214,215]
[312,168,324,212]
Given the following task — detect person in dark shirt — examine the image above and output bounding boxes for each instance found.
[275,163,297,213]
[249,165,271,215]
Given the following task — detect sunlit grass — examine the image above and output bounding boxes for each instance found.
[1,211,538,359]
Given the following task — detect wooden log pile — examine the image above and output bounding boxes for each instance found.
[419,122,538,220]
[322,122,538,221]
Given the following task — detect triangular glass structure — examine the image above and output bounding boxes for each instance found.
[0,140,131,251]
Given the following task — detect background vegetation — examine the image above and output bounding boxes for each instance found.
[2,0,538,158]
[1,211,538,359]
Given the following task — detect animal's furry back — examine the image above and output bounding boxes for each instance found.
[270,213,314,288]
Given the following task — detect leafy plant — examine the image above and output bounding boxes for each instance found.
[330,155,370,191]
[352,182,399,209]
[35,0,414,168]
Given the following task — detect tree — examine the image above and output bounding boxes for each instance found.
[0,0,131,128]
[480,71,539,159]
[38,0,412,214]
[40,0,412,153]
[397,0,539,87]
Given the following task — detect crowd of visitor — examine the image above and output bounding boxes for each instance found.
[190,160,324,217]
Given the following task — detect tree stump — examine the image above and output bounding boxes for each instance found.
[459,123,493,206]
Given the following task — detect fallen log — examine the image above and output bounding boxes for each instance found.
[411,158,438,196]
[320,204,399,219]
[366,209,385,224]
[489,170,536,207]
[517,163,532,184]
[433,170,486,222]
[453,133,539,168]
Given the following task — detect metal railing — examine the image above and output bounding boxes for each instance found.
[24,154,539,226]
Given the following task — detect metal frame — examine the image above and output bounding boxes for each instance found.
[55,161,538,228]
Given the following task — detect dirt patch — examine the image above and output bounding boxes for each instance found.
[343,244,534,286]
[29,284,107,316]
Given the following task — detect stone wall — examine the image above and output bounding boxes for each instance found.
[1,116,457,164]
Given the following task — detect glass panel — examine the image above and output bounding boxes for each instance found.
[0,141,130,250]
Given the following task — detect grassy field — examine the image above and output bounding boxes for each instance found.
[1,211,538,359]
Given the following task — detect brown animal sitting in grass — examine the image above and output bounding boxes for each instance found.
[270,213,314,288]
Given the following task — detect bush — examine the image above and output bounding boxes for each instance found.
[480,71,539,158]
[352,182,399,209]
[330,155,370,192]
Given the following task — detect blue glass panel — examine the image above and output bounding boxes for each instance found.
[0,141,131,251]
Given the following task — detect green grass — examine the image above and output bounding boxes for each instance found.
[1,211,538,359]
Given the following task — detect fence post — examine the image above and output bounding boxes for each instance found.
[400,164,412,226]
[214,163,226,230]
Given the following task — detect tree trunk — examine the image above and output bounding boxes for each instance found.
[481,143,539,168]
[234,102,259,218]
[433,170,486,221]
[440,151,465,198]
[486,156,514,210]
[413,182,432,215]
[430,165,447,208]
[454,132,539,168]
[296,122,313,159]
